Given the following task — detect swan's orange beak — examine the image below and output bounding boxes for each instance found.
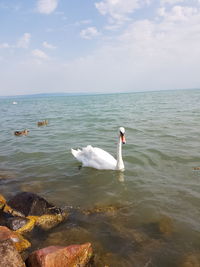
[121,134,126,144]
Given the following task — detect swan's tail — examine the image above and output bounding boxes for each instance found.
[71,148,80,158]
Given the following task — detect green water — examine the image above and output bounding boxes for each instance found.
[0,89,200,266]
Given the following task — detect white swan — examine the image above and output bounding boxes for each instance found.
[71,127,126,171]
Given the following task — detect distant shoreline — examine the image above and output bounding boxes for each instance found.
[0,88,199,99]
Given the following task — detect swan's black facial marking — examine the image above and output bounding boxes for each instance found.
[120,131,126,144]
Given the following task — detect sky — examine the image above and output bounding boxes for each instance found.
[0,0,200,96]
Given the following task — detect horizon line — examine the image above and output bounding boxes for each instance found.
[0,87,199,98]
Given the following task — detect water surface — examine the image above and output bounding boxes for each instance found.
[0,89,200,266]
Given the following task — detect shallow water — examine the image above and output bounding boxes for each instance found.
[0,89,200,266]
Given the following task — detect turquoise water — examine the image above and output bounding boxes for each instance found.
[0,89,200,266]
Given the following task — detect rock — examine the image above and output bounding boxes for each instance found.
[7,192,62,217]
[6,216,30,231]
[15,216,37,234]
[0,194,6,210]
[33,214,67,231]
[1,194,24,217]
[0,170,16,181]
[0,193,37,234]
[7,192,68,232]
[158,215,173,237]
[179,252,200,267]
[3,205,25,217]
[0,210,13,226]
[0,239,25,267]
[43,226,92,247]
[26,242,93,267]
[82,204,122,216]
[0,210,36,235]
[0,194,6,206]
[0,226,31,252]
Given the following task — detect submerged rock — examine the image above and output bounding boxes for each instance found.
[158,215,173,237]
[0,239,25,267]
[44,226,93,248]
[0,170,16,181]
[26,243,93,267]
[179,252,200,267]
[82,204,122,216]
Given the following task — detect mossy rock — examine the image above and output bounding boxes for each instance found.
[28,213,68,231]
[0,194,6,210]
[82,204,122,216]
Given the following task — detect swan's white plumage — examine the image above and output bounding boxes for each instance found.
[71,145,117,170]
[71,127,126,171]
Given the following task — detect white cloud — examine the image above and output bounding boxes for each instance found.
[49,4,200,92]
[161,0,185,4]
[37,0,58,14]
[0,43,10,49]
[32,49,49,60]
[157,5,198,21]
[42,41,56,49]
[17,33,31,48]
[80,27,100,39]
[95,0,139,24]
[0,33,31,50]
[1,2,200,95]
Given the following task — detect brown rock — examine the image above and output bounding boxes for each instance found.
[179,252,200,267]
[0,239,25,267]
[26,242,93,267]
[0,226,31,252]
[159,215,173,237]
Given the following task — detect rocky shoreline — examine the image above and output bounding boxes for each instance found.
[1,192,200,267]
[0,192,93,267]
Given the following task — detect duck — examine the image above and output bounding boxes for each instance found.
[71,127,126,171]
[14,129,29,136]
[37,120,48,126]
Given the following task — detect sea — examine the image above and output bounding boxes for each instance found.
[0,89,200,266]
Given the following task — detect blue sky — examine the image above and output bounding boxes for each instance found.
[0,0,200,96]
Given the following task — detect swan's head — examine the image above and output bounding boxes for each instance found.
[119,127,126,144]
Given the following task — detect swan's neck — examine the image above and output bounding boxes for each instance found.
[116,136,124,171]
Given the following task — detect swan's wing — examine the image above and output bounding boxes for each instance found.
[71,145,117,170]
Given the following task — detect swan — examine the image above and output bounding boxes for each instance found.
[71,127,126,171]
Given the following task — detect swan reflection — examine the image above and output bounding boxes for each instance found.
[117,171,124,182]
